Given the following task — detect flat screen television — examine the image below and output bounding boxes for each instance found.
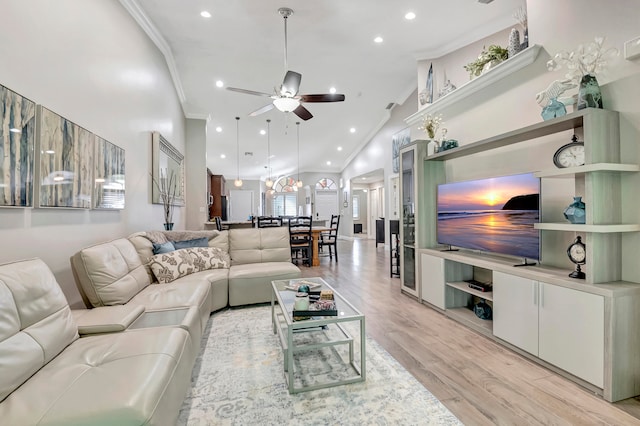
[436,172,540,261]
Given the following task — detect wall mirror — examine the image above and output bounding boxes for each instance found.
[152,131,184,206]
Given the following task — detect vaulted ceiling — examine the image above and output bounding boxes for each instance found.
[123,0,524,181]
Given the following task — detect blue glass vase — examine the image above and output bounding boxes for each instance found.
[541,98,567,120]
[563,196,586,224]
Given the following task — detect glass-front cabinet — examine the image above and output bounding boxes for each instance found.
[399,142,426,299]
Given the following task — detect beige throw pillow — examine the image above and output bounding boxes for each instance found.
[148,249,197,284]
[148,247,230,284]
[189,246,230,271]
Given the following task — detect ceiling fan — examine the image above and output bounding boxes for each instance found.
[226,7,345,121]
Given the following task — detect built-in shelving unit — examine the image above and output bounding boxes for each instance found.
[405,45,541,126]
[414,107,640,402]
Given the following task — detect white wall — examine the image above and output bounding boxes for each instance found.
[0,0,187,307]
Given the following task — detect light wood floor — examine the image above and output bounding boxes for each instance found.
[300,238,640,425]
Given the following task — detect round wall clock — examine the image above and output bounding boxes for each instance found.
[553,135,585,168]
[567,235,586,279]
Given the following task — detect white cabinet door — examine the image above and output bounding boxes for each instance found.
[493,271,539,356]
[420,253,445,309]
[538,282,604,388]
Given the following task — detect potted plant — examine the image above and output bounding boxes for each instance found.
[152,168,178,230]
[464,45,509,78]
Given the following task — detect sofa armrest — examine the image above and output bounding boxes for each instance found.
[72,305,145,335]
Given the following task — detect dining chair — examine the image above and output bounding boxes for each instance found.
[319,214,340,262]
[214,216,228,231]
[289,216,312,266]
[257,216,283,228]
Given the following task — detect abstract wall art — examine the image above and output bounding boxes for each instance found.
[0,84,36,207]
[38,106,93,208]
[93,136,125,209]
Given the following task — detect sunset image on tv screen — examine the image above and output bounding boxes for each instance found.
[437,173,540,260]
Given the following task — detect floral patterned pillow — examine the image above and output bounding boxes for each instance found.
[188,247,230,272]
[148,249,197,284]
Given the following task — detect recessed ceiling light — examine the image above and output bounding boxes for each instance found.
[405,12,416,20]
[215,80,224,88]
[337,146,343,151]
[200,11,211,18]
[260,129,266,135]
[215,126,222,132]
[45,150,55,154]
[329,87,337,94]
[362,177,367,180]
[9,128,21,133]
[350,127,356,133]
[374,36,383,43]
[326,161,332,166]
[220,154,226,159]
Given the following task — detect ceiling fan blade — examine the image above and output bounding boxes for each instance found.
[293,104,313,121]
[281,71,302,96]
[300,93,346,103]
[249,103,275,117]
[226,87,273,97]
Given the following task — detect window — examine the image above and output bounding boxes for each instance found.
[272,177,298,216]
[272,193,297,216]
[315,178,337,190]
[352,195,359,219]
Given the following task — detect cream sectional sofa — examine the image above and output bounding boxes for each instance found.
[0,227,301,425]
[0,258,195,425]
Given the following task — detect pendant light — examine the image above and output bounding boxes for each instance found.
[234,117,243,187]
[296,121,303,188]
[265,119,274,188]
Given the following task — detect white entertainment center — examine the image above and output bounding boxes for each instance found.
[400,106,640,402]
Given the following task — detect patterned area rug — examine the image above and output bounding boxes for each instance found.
[178,305,462,425]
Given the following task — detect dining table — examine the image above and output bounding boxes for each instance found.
[310,226,332,267]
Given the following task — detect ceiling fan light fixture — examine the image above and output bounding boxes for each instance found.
[273,97,300,112]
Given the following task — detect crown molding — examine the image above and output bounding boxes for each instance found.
[119,0,186,106]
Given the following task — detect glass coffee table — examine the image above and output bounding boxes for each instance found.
[271,277,366,394]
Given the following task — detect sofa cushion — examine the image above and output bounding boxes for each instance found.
[189,246,230,271]
[129,230,229,284]
[0,327,193,425]
[0,258,78,403]
[127,278,212,336]
[152,241,175,254]
[229,227,291,265]
[71,238,151,308]
[228,261,301,306]
[148,249,198,284]
[148,247,230,284]
[172,237,209,249]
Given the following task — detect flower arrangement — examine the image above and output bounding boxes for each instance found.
[464,45,509,78]
[151,168,179,226]
[546,36,618,85]
[418,114,444,140]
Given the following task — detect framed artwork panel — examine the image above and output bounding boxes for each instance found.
[152,131,184,206]
[392,127,411,173]
[0,84,36,207]
[38,106,93,208]
[94,136,125,209]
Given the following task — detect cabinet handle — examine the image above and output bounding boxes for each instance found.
[540,283,544,308]
[533,281,538,306]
